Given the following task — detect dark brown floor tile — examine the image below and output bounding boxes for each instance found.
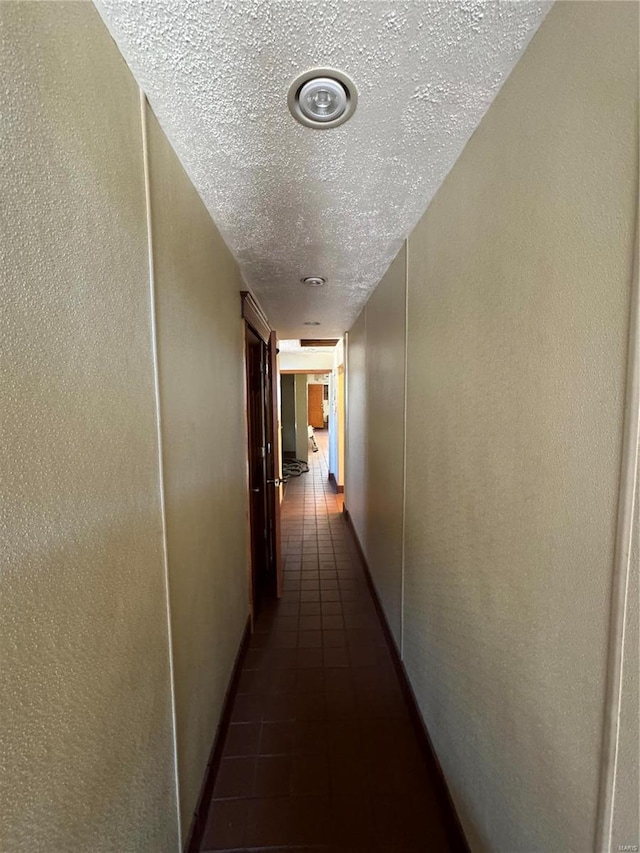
[330,752,368,796]
[243,648,269,671]
[323,629,347,647]
[300,601,322,616]
[276,603,300,619]
[264,692,297,722]
[295,668,325,694]
[371,792,450,851]
[298,630,322,648]
[300,590,321,602]
[295,692,326,721]
[254,755,292,797]
[268,668,298,694]
[231,693,264,723]
[347,627,385,647]
[270,648,298,670]
[222,723,261,758]
[274,615,299,631]
[323,646,350,668]
[213,757,255,798]
[340,588,363,601]
[201,798,247,850]
[289,795,331,845]
[297,647,323,668]
[330,796,377,848]
[356,687,409,721]
[237,668,271,694]
[294,720,329,754]
[320,589,341,602]
[325,690,358,721]
[348,645,379,666]
[291,753,330,796]
[322,613,345,630]
[352,665,394,691]
[260,721,295,755]
[280,590,300,603]
[324,667,352,692]
[273,631,298,649]
[244,797,291,847]
[249,630,271,649]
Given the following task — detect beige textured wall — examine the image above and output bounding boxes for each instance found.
[345,312,368,545]
[346,2,639,850]
[0,4,178,850]
[1,3,250,850]
[281,374,296,454]
[295,374,309,462]
[347,248,407,646]
[146,105,249,841]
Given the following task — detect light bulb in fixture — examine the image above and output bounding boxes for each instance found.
[301,276,326,287]
[299,78,346,123]
[288,68,357,130]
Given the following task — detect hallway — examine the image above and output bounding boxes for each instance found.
[200,432,463,851]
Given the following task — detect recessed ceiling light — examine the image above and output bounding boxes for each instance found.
[301,276,326,287]
[304,321,321,326]
[288,68,357,130]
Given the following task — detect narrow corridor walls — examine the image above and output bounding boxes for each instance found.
[346,3,639,850]
[1,3,250,850]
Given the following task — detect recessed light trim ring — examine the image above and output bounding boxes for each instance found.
[288,68,357,129]
[301,276,326,287]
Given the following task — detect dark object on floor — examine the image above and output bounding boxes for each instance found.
[282,459,309,480]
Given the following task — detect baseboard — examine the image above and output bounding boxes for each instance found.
[343,507,470,853]
[184,617,251,853]
[327,472,344,493]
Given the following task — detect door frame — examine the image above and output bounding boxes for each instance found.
[241,292,282,617]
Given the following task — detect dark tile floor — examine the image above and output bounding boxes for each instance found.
[200,432,461,852]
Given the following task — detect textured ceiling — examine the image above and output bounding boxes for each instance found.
[93,0,551,338]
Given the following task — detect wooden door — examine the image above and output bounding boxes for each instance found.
[308,383,324,428]
[245,326,270,615]
[267,331,282,596]
[242,293,281,613]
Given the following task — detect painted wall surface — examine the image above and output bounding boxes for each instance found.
[345,312,368,547]
[346,250,406,645]
[295,375,309,463]
[346,3,639,851]
[281,374,296,454]
[1,3,250,849]
[337,370,345,488]
[328,339,345,482]
[365,248,406,646]
[279,350,334,371]
[0,4,178,850]
[146,106,249,840]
